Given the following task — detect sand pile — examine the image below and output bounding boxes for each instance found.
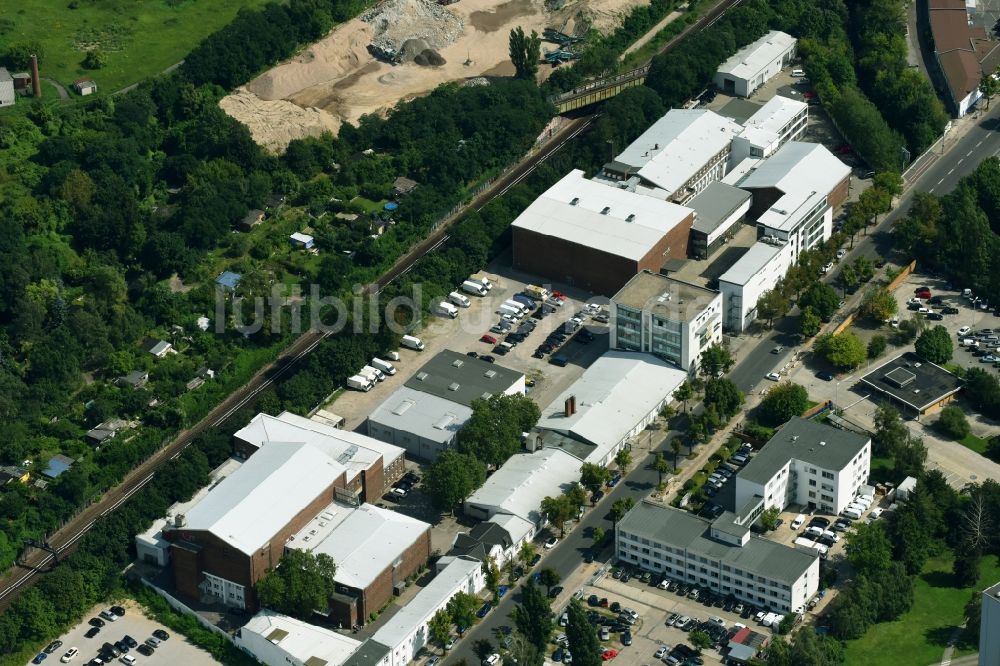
[219,88,341,154]
[363,0,465,53]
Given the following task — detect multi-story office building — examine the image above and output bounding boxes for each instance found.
[610,271,723,373]
[616,501,818,613]
[735,418,871,516]
[730,95,808,163]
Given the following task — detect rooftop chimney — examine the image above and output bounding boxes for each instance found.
[31,55,41,98]
[570,395,577,415]
[564,398,572,418]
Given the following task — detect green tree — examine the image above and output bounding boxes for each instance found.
[539,567,561,593]
[513,581,553,651]
[580,462,611,490]
[430,608,452,652]
[759,506,781,531]
[689,630,712,653]
[936,405,971,440]
[757,289,790,328]
[671,438,682,468]
[915,325,953,363]
[592,527,605,546]
[447,591,479,631]
[873,403,908,457]
[873,171,904,199]
[896,435,928,479]
[845,522,893,576]
[473,639,495,662]
[82,48,107,70]
[867,335,887,359]
[256,550,338,619]
[700,343,734,377]
[567,483,588,510]
[815,332,867,370]
[609,497,635,526]
[509,27,541,80]
[615,447,632,472]
[541,495,576,536]
[565,599,601,666]
[800,306,822,338]
[673,380,694,412]
[654,452,671,483]
[759,382,810,427]
[798,282,841,322]
[519,541,537,566]
[981,70,1000,109]
[861,286,897,322]
[484,556,502,603]
[458,394,541,467]
[424,450,487,514]
[703,377,744,418]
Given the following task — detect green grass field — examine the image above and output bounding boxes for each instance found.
[843,553,1000,666]
[2,0,271,95]
[960,433,989,455]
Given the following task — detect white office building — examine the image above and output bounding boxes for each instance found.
[714,31,798,98]
[617,501,818,613]
[372,556,485,666]
[735,418,872,516]
[610,270,723,373]
[536,351,688,467]
[717,238,795,334]
[236,610,364,666]
[599,109,744,203]
[730,95,809,163]
[736,141,851,262]
[980,581,1000,665]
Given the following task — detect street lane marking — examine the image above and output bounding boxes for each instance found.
[958,159,963,164]
[948,168,955,174]
[938,178,945,185]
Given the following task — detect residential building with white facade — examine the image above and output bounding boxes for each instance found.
[730,95,808,163]
[372,556,485,666]
[717,237,795,334]
[617,501,818,613]
[736,141,851,263]
[734,418,871,516]
[236,610,364,666]
[979,581,1000,665]
[536,351,688,467]
[598,110,743,204]
[610,270,723,373]
[714,31,797,98]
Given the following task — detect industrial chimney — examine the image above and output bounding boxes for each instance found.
[30,55,41,98]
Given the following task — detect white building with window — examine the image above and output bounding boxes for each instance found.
[734,417,871,516]
[714,31,797,98]
[730,95,808,163]
[236,610,365,666]
[616,501,818,613]
[610,270,723,373]
[717,237,795,334]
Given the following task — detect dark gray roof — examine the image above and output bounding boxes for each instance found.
[405,350,523,408]
[469,521,513,548]
[859,352,963,412]
[712,511,750,539]
[688,183,752,235]
[342,640,392,666]
[739,418,870,485]
[619,501,816,586]
[448,534,488,561]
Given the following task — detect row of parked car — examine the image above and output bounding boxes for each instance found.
[383,470,420,502]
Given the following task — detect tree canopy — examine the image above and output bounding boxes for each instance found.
[815,332,867,370]
[759,382,810,427]
[424,451,487,514]
[915,325,953,364]
[509,27,541,80]
[256,550,337,619]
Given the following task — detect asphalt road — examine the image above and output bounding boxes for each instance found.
[729,102,1000,398]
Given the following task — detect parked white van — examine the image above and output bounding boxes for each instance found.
[791,514,806,530]
[371,358,397,375]
[401,335,425,351]
[843,508,862,520]
[448,291,471,308]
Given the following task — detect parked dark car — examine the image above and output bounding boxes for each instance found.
[943,307,960,314]
[44,642,63,654]
[548,586,564,599]
[476,603,492,618]
[123,636,138,649]
[816,371,834,381]
[85,627,101,639]
[88,618,105,628]
[136,645,154,657]
[591,490,604,503]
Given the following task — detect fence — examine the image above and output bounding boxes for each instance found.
[801,399,833,420]
[884,259,917,293]
[140,578,235,641]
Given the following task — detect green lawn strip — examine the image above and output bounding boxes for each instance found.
[959,433,989,455]
[843,554,1000,666]
[351,196,390,214]
[5,0,271,94]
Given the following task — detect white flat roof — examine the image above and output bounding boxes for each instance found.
[368,386,473,445]
[289,503,429,590]
[465,448,583,525]
[236,412,404,477]
[717,240,787,287]
[372,557,481,649]
[512,170,692,261]
[717,30,796,79]
[743,95,807,134]
[140,457,244,544]
[615,110,742,194]
[242,610,362,665]
[181,441,346,555]
[537,351,687,462]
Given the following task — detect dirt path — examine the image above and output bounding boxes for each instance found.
[620,8,683,59]
[44,78,69,100]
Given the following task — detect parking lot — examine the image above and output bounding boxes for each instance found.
[330,255,611,435]
[27,598,217,666]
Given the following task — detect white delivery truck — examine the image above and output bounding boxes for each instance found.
[360,365,385,382]
[435,301,459,318]
[502,299,527,313]
[385,351,401,361]
[347,375,374,392]
[448,291,471,308]
[401,335,425,351]
[371,358,397,375]
[461,280,488,296]
[497,304,521,318]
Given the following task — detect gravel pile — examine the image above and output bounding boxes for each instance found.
[363,0,464,54]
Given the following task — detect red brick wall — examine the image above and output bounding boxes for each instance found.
[356,527,432,619]
[828,176,850,210]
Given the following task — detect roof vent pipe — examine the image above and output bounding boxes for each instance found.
[564,398,572,417]
[570,395,577,415]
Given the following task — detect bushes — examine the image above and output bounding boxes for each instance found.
[936,405,971,440]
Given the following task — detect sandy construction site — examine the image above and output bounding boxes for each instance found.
[221,0,648,152]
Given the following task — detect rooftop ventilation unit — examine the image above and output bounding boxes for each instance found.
[601,206,611,215]
[570,197,580,206]
[416,372,429,381]
[626,214,636,223]
[448,382,460,391]
[484,369,497,379]
[452,359,464,368]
